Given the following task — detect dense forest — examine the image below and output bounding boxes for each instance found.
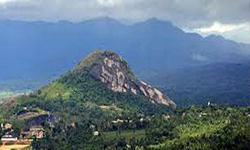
[142,62,250,107]
[19,106,250,149]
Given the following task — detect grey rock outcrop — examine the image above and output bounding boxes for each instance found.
[74,50,177,109]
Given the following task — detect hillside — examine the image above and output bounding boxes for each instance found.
[2,102,249,149]
[142,62,250,107]
[0,50,175,124]
[147,106,250,150]
[0,52,249,149]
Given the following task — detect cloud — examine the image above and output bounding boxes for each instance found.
[222,24,250,44]
[186,22,250,44]
[195,22,248,33]
[0,0,29,4]
[97,0,122,7]
[0,0,248,25]
[0,0,14,4]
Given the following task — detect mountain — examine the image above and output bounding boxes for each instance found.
[0,17,249,107]
[0,17,249,80]
[142,62,250,107]
[73,50,176,108]
[0,50,176,125]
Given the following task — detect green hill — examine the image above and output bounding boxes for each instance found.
[0,50,175,124]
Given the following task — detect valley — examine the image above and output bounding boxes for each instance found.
[0,51,249,150]
[0,90,31,104]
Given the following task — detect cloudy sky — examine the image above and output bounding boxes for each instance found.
[0,0,249,43]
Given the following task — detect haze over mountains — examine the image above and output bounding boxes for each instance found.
[142,62,250,106]
[0,17,249,106]
[0,17,249,80]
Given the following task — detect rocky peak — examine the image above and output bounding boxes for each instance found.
[73,50,177,109]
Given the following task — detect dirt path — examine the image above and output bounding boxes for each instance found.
[0,145,30,150]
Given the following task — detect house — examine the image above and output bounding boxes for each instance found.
[20,129,34,139]
[4,123,12,130]
[1,135,18,143]
[93,131,99,136]
[30,126,44,139]
[20,126,44,139]
[163,114,171,120]
[71,122,76,128]
[199,112,208,117]
[112,119,124,124]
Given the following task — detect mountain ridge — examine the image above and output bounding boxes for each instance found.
[0,17,249,80]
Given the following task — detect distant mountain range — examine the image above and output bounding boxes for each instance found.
[0,17,249,106]
[141,62,250,107]
[0,17,249,80]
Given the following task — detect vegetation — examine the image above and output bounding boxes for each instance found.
[0,69,169,126]
[38,81,73,99]
[147,106,250,150]
[26,106,250,149]
[145,63,250,107]
[1,84,249,149]
[0,51,249,150]
[75,50,103,69]
[103,129,146,141]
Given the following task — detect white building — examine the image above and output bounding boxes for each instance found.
[93,131,99,136]
[1,135,18,142]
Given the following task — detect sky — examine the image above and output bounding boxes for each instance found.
[0,0,249,43]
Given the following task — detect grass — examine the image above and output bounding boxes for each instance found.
[39,81,73,99]
[176,120,226,139]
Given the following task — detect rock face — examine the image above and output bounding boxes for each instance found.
[73,50,177,109]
